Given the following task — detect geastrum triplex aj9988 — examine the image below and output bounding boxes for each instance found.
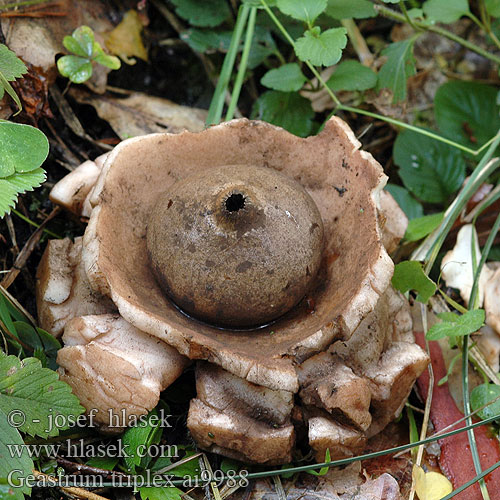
[37,117,429,464]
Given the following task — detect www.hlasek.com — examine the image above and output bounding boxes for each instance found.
[7,468,250,489]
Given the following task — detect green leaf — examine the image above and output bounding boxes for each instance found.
[423,0,470,23]
[248,26,278,69]
[326,59,377,91]
[122,409,162,473]
[139,486,184,500]
[170,0,231,27]
[384,184,423,220]
[251,90,314,137]
[261,63,307,91]
[0,408,33,499]
[86,456,120,471]
[295,26,347,66]
[0,122,49,177]
[434,81,500,151]
[485,0,500,17]
[376,38,417,103]
[0,73,22,114]
[0,168,46,218]
[392,261,437,303]
[0,179,19,218]
[405,212,444,242]
[57,55,93,84]
[325,0,376,19]
[0,44,27,81]
[393,129,466,203]
[0,353,84,438]
[426,309,485,340]
[93,52,121,70]
[308,449,331,476]
[180,29,234,53]
[471,383,500,421]
[70,26,95,58]
[62,34,90,58]
[276,0,327,24]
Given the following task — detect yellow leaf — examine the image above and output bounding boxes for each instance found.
[104,10,147,63]
[413,464,453,500]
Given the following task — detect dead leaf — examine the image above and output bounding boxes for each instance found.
[70,87,207,138]
[413,464,453,500]
[103,10,147,63]
[484,267,500,337]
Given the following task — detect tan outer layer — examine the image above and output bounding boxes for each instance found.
[81,118,393,393]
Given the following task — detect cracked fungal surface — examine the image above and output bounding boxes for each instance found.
[38,118,429,463]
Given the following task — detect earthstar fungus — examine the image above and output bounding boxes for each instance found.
[37,118,429,463]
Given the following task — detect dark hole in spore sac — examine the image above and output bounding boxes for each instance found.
[225,193,246,213]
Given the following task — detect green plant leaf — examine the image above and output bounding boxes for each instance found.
[57,55,93,84]
[405,212,444,242]
[384,184,423,220]
[86,456,120,471]
[327,59,377,91]
[0,408,33,499]
[295,26,347,66]
[426,309,485,340]
[0,44,27,81]
[393,129,466,203]
[325,0,376,19]
[308,449,331,475]
[170,0,231,27]
[0,352,84,438]
[0,122,49,177]
[93,52,121,69]
[392,261,437,303]
[62,34,89,58]
[376,38,417,103]
[471,383,500,421]
[423,0,470,23]
[261,63,307,91]
[0,180,19,217]
[434,81,500,151]
[70,25,95,58]
[139,486,185,500]
[180,29,234,53]
[276,0,327,24]
[251,90,314,137]
[249,26,278,69]
[122,409,162,473]
[485,0,500,17]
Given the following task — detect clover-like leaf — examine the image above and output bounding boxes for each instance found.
[57,55,93,84]
[261,63,307,92]
[295,26,347,67]
[70,25,95,57]
[376,38,417,103]
[276,0,327,24]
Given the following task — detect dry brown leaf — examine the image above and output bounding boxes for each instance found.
[103,10,147,63]
[70,88,207,138]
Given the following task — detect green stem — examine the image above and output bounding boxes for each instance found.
[205,4,250,126]
[11,209,61,239]
[375,4,500,66]
[225,7,256,121]
[441,460,500,499]
[399,0,420,32]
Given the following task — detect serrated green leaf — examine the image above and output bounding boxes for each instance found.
[325,0,376,19]
[170,0,231,27]
[0,122,48,176]
[405,212,444,242]
[376,38,417,103]
[434,81,500,151]
[251,90,314,137]
[295,26,347,66]
[94,53,121,70]
[0,353,84,437]
[4,168,46,193]
[471,383,500,421]
[70,25,95,58]
[326,59,377,91]
[139,486,184,500]
[392,261,437,303]
[261,63,307,91]
[0,44,27,81]
[57,55,92,84]
[426,309,485,340]
[423,0,470,23]
[393,129,466,203]
[0,408,33,499]
[486,0,500,17]
[0,73,22,114]
[276,0,327,24]
[384,184,423,220]
[0,179,19,217]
